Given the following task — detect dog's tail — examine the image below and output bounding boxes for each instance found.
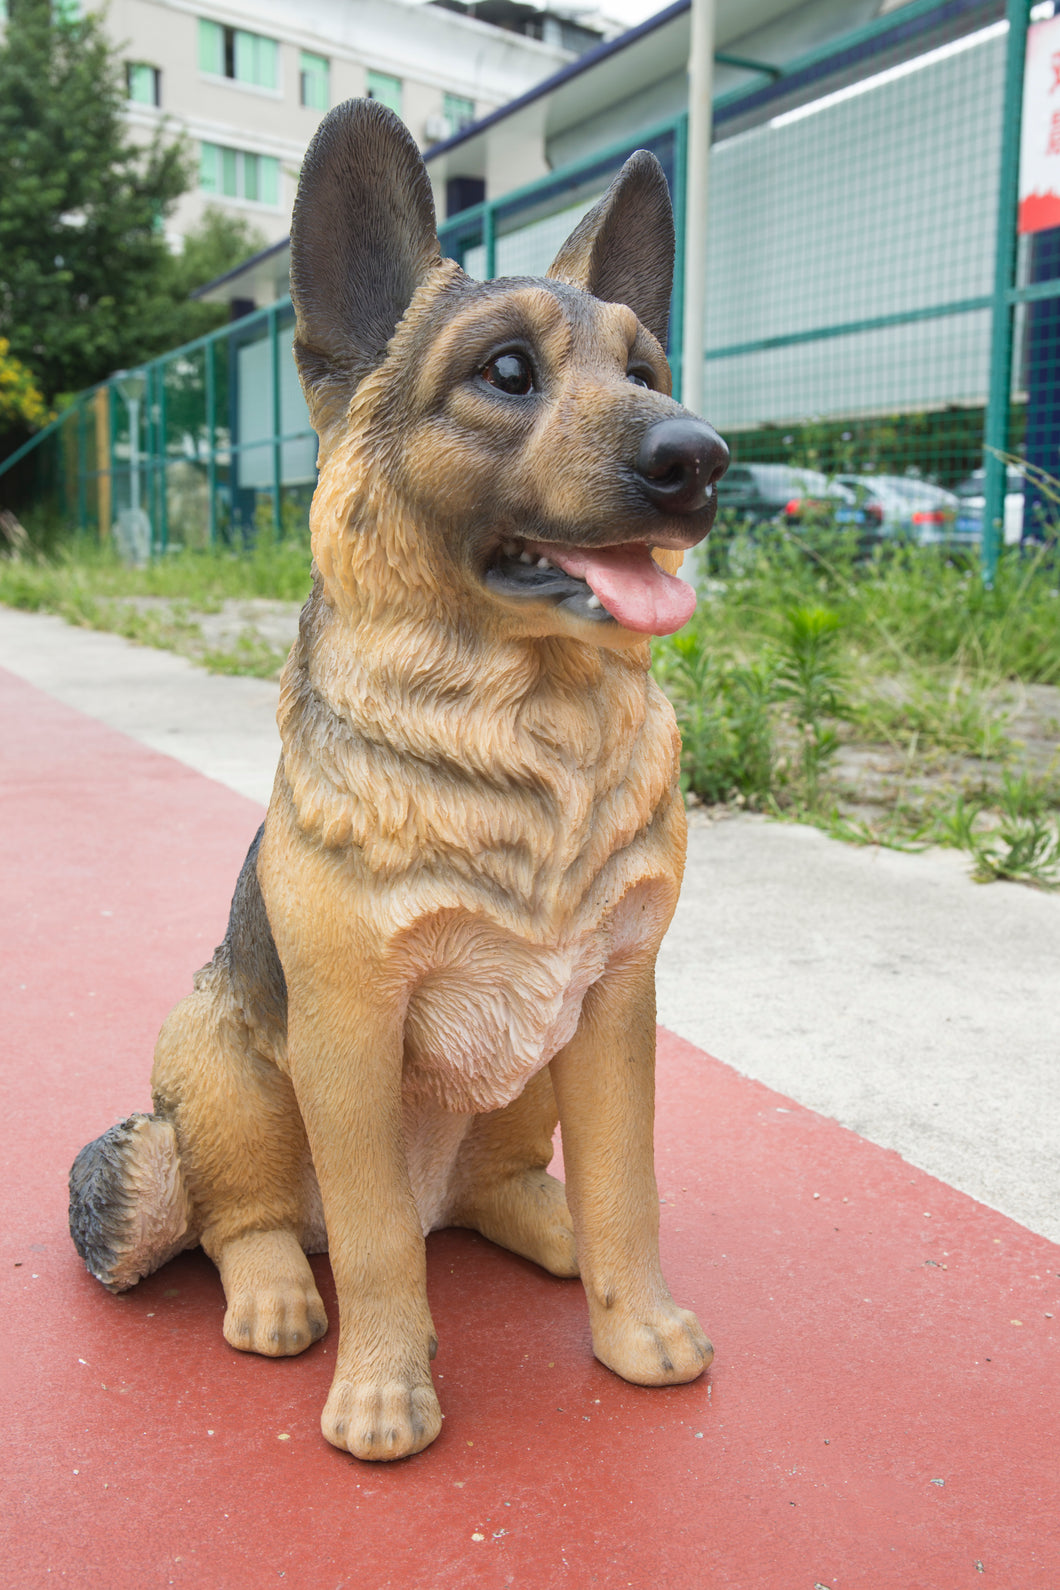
[69,1114,196,1293]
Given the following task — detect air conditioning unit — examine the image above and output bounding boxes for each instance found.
[424,112,450,143]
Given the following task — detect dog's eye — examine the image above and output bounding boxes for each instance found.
[482,353,534,396]
[627,368,653,389]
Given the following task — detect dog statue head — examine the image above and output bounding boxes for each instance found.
[290,98,728,645]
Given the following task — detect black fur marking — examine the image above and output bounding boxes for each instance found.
[223,824,288,1040]
[291,99,442,434]
[547,150,675,347]
[69,1113,156,1292]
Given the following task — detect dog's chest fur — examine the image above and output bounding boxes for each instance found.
[273,586,683,1113]
[398,875,674,1112]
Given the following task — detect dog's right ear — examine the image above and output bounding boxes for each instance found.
[290,99,441,435]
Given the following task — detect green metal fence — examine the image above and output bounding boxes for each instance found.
[0,297,317,553]
[0,0,1051,571]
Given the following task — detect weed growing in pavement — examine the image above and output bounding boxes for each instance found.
[970,821,1060,887]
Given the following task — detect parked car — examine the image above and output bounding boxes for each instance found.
[716,463,873,525]
[942,467,1025,550]
[834,474,958,543]
[712,464,879,572]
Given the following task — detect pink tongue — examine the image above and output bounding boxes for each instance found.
[527,542,697,635]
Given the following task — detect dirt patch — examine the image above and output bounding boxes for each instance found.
[829,680,1060,827]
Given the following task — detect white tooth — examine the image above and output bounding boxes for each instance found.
[519,551,533,564]
[537,557,551,569]
[586,594,602,610]
[502,541,518,557]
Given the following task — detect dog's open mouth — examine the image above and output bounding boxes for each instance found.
[484,537,697,636]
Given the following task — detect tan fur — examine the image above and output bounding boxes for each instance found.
[137,106,718,1461]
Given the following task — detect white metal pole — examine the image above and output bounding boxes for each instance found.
[128,396,141,517]
[682,0,716,417]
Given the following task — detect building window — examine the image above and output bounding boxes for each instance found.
[198,20,278,91]
[200,142,280,207]
[443,93,475,136]
[127,62,161,107]
[300,50,329,111]
[366,70,402,118]
[198,18,224,74]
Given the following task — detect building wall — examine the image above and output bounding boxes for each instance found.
[109,0,572,246]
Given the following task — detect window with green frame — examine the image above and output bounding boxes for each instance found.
[126,62,160,106]
[444,93,475,136]
[366,69,402,118]
[200,142,280,207]
[198,19,278,91]
[198,18,224,74]
[235,29,278,89]
[300,50,329,111]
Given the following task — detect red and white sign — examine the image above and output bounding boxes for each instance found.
[1019,14,1060,232]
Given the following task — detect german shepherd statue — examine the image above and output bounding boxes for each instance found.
[69,99,730,1462]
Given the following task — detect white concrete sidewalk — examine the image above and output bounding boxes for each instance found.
[1,604,1057,1242]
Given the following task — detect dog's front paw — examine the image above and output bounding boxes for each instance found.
[321,1377,443,1461]
[590,1301,713,1386]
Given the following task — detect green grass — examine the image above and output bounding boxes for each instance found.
[0,517,314,613]
[2,516,1058,886]
[656,522,1060,887]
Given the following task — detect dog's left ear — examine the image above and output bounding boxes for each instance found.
[546,150,675,346]
[290,98,442,436]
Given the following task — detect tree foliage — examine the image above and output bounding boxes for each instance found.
[0,2,268,451]
[0,0,190,400]
[163,206,269,343]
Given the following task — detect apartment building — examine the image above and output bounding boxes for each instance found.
[109,0,578,245]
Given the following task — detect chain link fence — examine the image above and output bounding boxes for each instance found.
[1,0,1047,564]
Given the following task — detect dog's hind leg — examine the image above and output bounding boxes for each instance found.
[447,1069,579,1277]
[151,972,328,1359]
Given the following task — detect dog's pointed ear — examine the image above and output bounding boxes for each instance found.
[290,98,442,433]
[546,150,674,346]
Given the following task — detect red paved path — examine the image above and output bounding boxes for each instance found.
[2,664,1058,1589]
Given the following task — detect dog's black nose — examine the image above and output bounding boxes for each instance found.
[634,418,730,514]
